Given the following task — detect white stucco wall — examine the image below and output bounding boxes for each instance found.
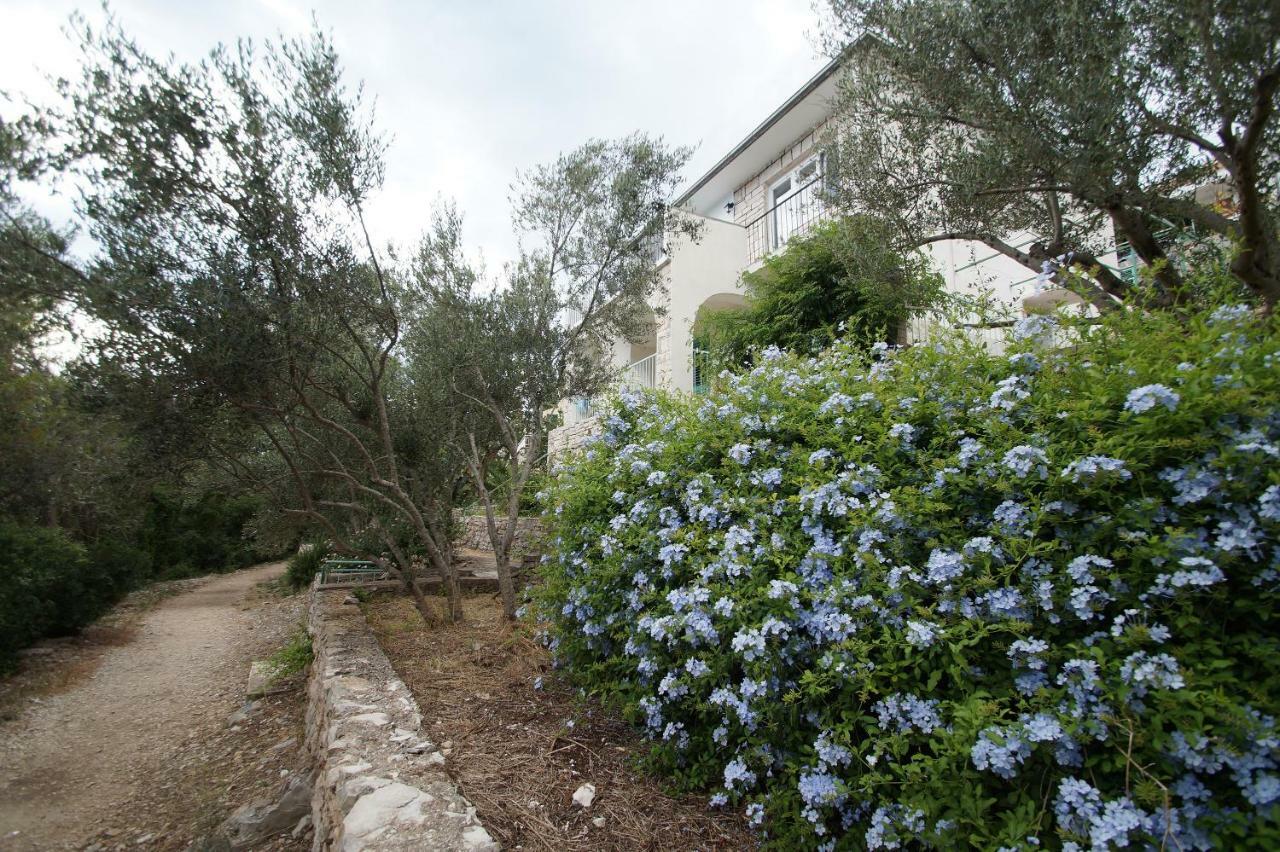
[659,215,750,393]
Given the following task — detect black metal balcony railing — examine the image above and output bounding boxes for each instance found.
[744,176,831,264]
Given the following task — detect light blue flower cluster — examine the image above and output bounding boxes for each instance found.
[874,692,945,734]
[1125,383,1180,414]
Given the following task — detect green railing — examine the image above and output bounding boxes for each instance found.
[693,347,713,394]
[317,558,383,586]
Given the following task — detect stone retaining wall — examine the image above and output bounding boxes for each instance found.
[452,512,543,555]
[306,589,497,851]
[546,417,600,464]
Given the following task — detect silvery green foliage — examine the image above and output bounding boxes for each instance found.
[821,0,1280,310]
[533,298,1280,848]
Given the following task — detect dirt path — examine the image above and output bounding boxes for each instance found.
[0,562,308,851]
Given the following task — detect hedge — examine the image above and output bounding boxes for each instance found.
[531,300,1280,849]
[0,490,268,671]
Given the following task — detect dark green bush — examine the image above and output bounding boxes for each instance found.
[86,539,153,595]
[697,216,943,367]
[140,490,261,576]
[0,489,268,667]
[286,543,330,590]
[0,521,88,669]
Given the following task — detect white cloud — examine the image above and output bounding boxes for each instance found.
[1,0,825,269]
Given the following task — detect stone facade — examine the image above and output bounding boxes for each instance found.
[731,117,833,232]
[306,590,496,851]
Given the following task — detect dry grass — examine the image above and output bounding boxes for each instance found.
[365,592,756,851]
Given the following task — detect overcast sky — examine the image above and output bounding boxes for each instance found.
[2,0,826,272]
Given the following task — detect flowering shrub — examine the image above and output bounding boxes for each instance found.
[530,301,1280,849]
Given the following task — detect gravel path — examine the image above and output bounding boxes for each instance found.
[0,562,305,851]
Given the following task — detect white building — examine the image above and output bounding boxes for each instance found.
[547,59,1121,458]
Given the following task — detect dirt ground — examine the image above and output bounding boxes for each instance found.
[0,562,311,852]
[364,591,755,852]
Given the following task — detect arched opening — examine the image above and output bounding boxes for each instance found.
[691,292,749,393]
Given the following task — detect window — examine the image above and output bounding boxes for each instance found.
[770,155,824,249]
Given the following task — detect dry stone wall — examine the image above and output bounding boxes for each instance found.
[306,589,497,851]
[452,512,544,555]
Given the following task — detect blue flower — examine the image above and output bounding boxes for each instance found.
[993,500,1032,533]
[798,769,843,807]
[874,693,945,734]
[1009,352,1041,372]
[1066,554,1111,585]
[1062,455,1131,482]
[989,376,1030,411]
[728,443,753,465]
[1004,445,1049,479]
[1216,517,1261,553]
[1160,465,1221,505]
[924,548,966,585]
[1209,303,1252,325]
[818,392,855,415]
[1125,384,1180,414]
[1120,651,1185,698]
[685,658,710,677]
[1022,712,1064,743]
[905,619,940,648]
[730,628,768,661]
[978,587,1027,620]
[957,437,984,468]
[1054,777,1103,835]
[723,756,756,791]
[888,423,916,447]
[1149,557,1226,596]
[658,543,688,567]
[865,805,926,850]
[971,726,1030,779]
[814,732,853,766]
[1011,314,1058,341]
[1068,584,1113,621]
[658,672,687,698]
[754,467,783,490]
[1260,484,1280,522]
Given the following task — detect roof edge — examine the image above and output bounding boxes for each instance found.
[674,55,843,207]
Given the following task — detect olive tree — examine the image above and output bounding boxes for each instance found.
[57,20,469,622]
[425,135,699,619]
[821,0,1280,310]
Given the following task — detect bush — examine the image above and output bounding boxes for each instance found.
[0,522,89,669]
[532,300,1280,848]
[697,216,943,367]
[87,538,153,595]
[139,489,261,576]
[285,543,330,590]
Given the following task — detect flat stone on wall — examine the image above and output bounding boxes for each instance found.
[306,589,497,851]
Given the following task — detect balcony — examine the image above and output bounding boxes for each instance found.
[623,353,656,389]
[744,175,831,265]
[571,354,656,418]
